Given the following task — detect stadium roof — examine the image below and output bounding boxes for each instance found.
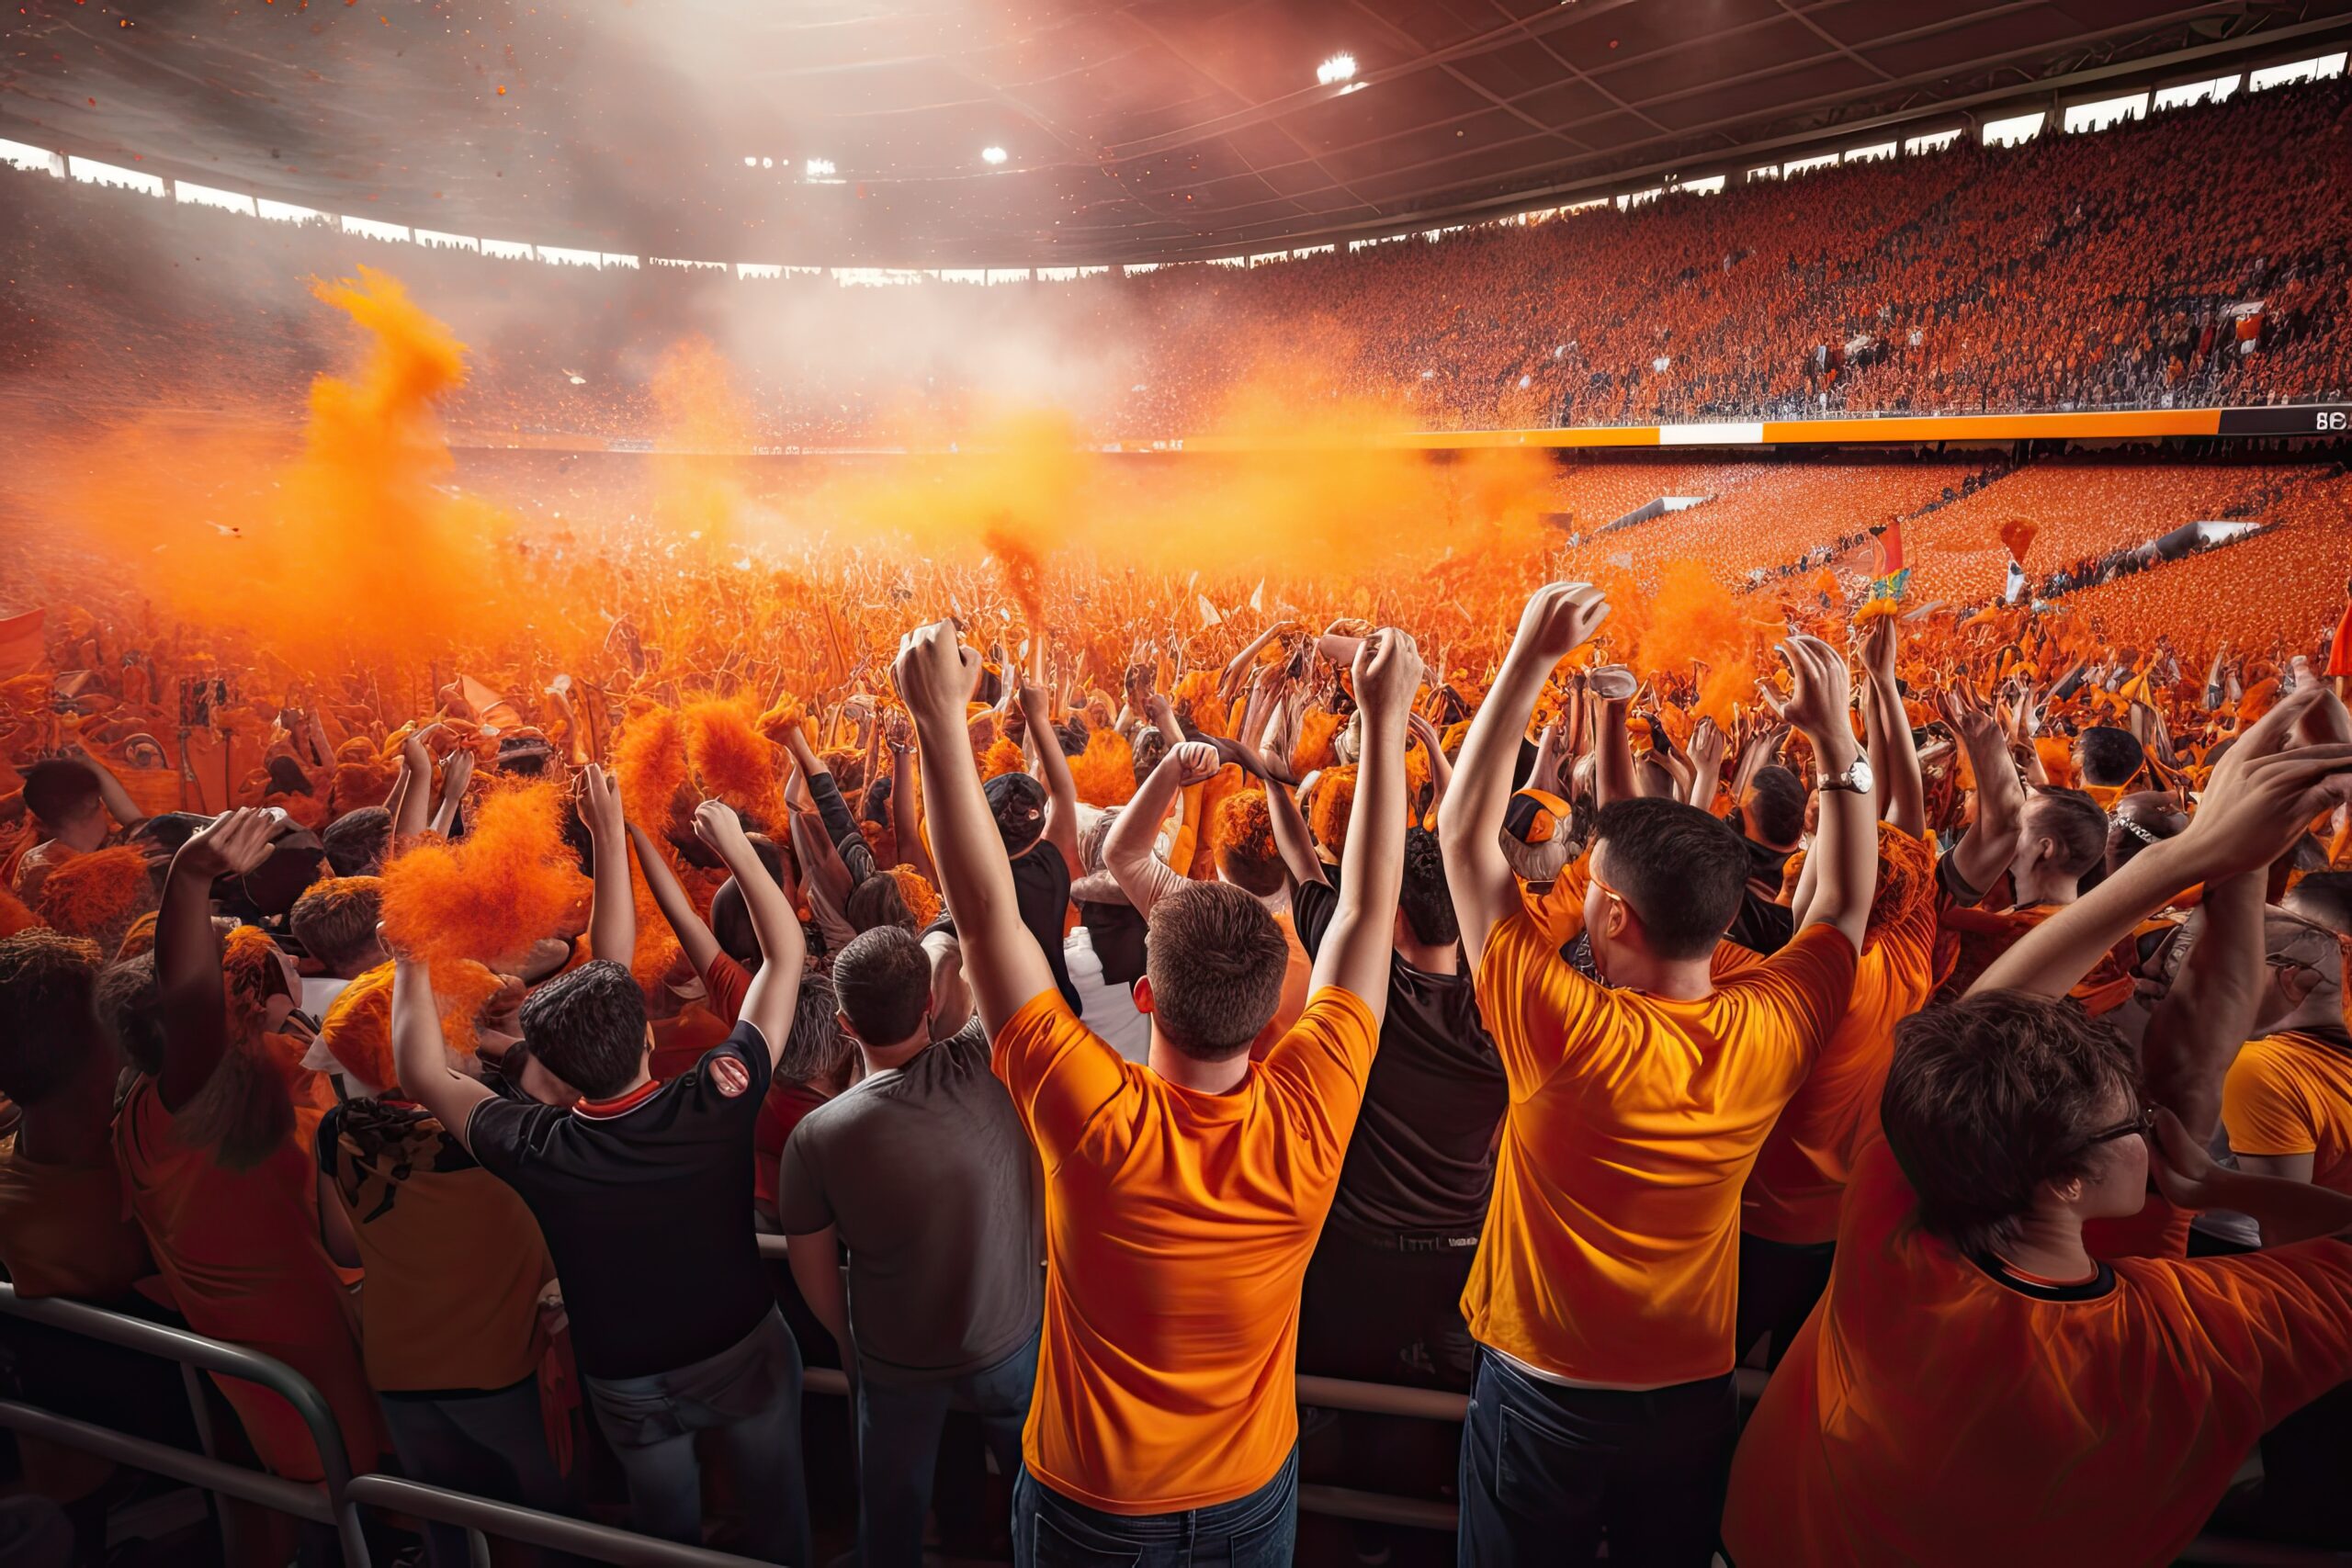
[6,0,2351,268]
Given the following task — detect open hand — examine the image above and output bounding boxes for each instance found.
[1511,582,1611,664]
[578,762,626,843]
[178,807,285,881]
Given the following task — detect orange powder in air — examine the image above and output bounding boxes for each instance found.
[684,699,784,829]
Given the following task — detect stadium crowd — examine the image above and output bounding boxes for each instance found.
[4,73,2349,443]
[1,463,2351,1566]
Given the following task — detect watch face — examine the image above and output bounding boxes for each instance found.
[1849,760,1875,792]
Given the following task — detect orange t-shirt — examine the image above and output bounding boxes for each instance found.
[1464,908,1856,1385]
[2224,1028,2352,1194]
[1723,1141,2352,1567]
[1741,895,1938,1247]
[992,985,1378,1514]
[114,1077,383,1481]
[1249,912,1313,1061]
[0,1133,156,1303]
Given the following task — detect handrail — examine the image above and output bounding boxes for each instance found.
[0,1282,369,1566]
[344,1475,777,1567]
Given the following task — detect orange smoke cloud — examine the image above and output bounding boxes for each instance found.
[380,778,589,971]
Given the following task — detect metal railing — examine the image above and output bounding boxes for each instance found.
[6,1274,2346,1566]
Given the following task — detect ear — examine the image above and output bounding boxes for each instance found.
[836,1010,858,1041]
[1602,896,1632,943]
[1131,976,1156,1016]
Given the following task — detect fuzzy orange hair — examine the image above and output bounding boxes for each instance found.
[885,864,942,930]
[1779,821,1938,950]
[0,884,38,941]
[1172,671,1231,738]
[317,958,509,1096]
[1069,727,1136,807]
[35,847,156,955]
[381,779,592,972]
[1210,789,1280,880]
[980,737,1027,781]
[115,909,159,960]
[330,756,399,813]
[1306,764,1358,857]
[684,699,785,828]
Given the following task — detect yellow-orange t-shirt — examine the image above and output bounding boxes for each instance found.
[2224,1027,2352,1194]
[992,985,1377,1514]
[1464,908,1856,1385]
[1741,894,1938,1247]
[1723,1140,2352,1566]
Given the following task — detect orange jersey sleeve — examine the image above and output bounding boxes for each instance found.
[2224,1032,2352,1192]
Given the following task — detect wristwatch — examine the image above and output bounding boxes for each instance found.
[1818,756,1874,795]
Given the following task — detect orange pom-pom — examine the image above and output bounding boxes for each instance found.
[1306,764,1358,857]
[685,699,784,829]
[35,847,156,956]
[1172,671,1230,738]
[1293,709,1342,775]
[1069,727,1136,807]
[980,737,1027,781]
[381,779,591,972]
[115,909,159,960]
[615,705,691,836]
[885,864,942,930]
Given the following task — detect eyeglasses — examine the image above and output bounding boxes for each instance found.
[2067,1102,2155,1157]
[1587,867,1628,909]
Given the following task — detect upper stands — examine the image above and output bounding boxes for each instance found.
[2,73,2347,443]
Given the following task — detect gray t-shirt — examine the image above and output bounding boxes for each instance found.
[775,1021,1043,1384]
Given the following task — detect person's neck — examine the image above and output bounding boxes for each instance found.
[857,1032,929,1077]
[2011,868,2080,908]
[1605,948,1716,1002]
[1396,936,1459,976]
[16,1094,114,1168]
[52,817,107,852]
[1148,1031,1252,1095]
[1994,1208,2098,1283]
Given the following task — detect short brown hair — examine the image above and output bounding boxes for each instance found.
[1145,882,1288,1059]
[289,876,385,974]
[1211,791,1287,897]
[1881,990,2138,1257]
[0,931,105,1105]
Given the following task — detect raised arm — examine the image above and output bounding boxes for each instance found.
[1939,686,2026,897]
[578,764,637,965]
[1762,636,1871,951]
[1309,630,1422,1018]
[895,624,1058,1032]
[886,713,935,886]
[1437,583,1611,971]
[1227,738,1325,887]
[1592,675,1638,809]
[1020,679,1083,876]
[784,725,876,886]
[388,948,493,1151]
[70,742,146,831]
[392,725,443,840]
[426,748,474,837]
[692,801,806,1059]
[1974,687,2352,1003]
[1102,741,1217,919]
[1857,614,1927,840]
[1407,711,1453,816]
[155,807,282,1111]
[2150,1107,2352,1246]
[625,821,723,977]
[2143,868,2265,1140]
[1685,716,1727,813]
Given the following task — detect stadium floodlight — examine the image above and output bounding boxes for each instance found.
[1317,52,1356,85]
[743,155,757,166]
[981,145,1009,166]
[762,157,774,168]
[804,157,837,180]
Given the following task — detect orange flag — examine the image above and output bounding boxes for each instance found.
[1997,518,2038,566]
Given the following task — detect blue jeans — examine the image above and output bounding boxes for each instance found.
[378,1378,584,1568]
[1012,1445,1297,1567]
[854,1332,1038,1568]
[582,1308,809,1567]
[1455,1351,1734,1567]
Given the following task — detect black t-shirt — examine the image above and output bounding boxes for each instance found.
[1725,836,1795,956]
[1293,874,1507,1238]
[1010,840,1080,1013]
[1077,897,1148,988]
[466,1022,775,1381]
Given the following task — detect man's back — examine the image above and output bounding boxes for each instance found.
[1724,1140,2352,1566]
[1467,908,1854,1385]
[777,1021,1042,1383]
[991,986,1377,1514]
[466,1024,773,1381]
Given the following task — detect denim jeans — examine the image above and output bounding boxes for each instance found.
[582,1308,809,1567]
[855,1332,1038,1567]
[1012,1445,1298,1567]
[1455,1350,1735,1567]
[378,1378,584,1568]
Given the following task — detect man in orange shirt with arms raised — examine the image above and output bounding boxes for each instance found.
[1723,684,2352,1567]
[1438,583,1874,1567]
[894,616,1420,1567]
